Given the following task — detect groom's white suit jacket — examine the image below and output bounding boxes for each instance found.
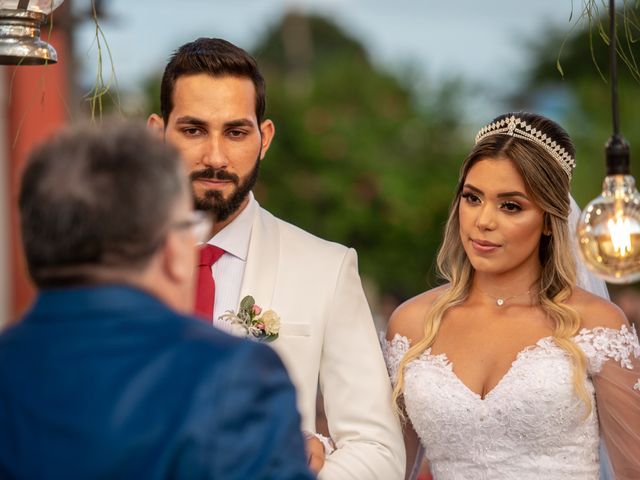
[238,203,404,479]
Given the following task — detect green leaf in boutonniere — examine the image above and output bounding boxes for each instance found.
[240,295,255,311]
[218,295,280,342]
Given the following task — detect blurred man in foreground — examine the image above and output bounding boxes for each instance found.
[0,121,312,480]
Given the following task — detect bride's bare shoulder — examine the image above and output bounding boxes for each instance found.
[386,284,448,342]
[568,287,629,331]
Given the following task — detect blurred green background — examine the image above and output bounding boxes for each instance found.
[80,3,640,319]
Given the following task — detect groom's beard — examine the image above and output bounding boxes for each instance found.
[190,157,260,223]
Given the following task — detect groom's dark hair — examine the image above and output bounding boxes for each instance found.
[160,37,266,125]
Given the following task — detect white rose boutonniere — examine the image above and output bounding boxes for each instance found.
[219,295,280,342]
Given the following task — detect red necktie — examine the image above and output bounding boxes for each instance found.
[195,245,225,321]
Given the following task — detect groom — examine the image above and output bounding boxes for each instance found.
[148,38,404,479]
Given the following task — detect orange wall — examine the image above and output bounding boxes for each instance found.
[6,31,69,322]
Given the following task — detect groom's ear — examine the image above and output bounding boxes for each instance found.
[258,119,275,161]
[147,114,165,137]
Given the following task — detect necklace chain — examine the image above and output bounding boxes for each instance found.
[480,289,532,307]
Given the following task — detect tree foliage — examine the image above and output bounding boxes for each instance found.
[140,8,640,302]
[249,12,469,299]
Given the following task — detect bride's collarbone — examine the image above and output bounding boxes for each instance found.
[442,302,553,335]
[431,310,554,380]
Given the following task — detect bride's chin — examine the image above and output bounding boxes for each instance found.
[466,256,504,274]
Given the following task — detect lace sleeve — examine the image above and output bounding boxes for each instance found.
[578,325,640,480]
[379,332,410,385]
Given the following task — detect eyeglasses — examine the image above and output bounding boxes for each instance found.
[171,210,212,245]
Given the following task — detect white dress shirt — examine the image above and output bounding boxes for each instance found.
[204,193,256,332]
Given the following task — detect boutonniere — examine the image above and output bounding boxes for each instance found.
[219,295,280,342]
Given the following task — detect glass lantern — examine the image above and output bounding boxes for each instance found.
[0,0,64,65]
[578,175,640,283]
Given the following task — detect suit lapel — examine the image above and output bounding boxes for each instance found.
[239,206,279,310]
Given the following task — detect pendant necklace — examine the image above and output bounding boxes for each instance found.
[481,289,531,307]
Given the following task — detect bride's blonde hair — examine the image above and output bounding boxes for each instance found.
[392,112,591,417]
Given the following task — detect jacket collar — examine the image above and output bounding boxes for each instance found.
[25,284,170,321]
[239,205,280,310]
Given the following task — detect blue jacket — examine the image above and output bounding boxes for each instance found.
[0,285,313,480]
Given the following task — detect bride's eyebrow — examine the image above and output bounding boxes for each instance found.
[463,183,530,200]
[497,191,528,200]
[462,184,482,193]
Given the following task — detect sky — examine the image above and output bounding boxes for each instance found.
[73,0,578,119]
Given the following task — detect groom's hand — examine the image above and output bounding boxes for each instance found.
[305,436,325,474]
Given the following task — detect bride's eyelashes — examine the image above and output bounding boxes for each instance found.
[500,201,522,213]
[461,191,523,213]
[461,191,480,204]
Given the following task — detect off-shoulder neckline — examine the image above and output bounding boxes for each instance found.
[384,324,637,348]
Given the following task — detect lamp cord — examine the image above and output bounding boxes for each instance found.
[610,0,619,137]
[605,0,631,176]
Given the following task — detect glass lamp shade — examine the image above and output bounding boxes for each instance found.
[0,0,63,65]
[577,175,640,283]
[0,0,63,14]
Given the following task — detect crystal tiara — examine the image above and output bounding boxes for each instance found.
[474,115,576,179]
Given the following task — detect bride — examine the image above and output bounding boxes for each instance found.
[383,112,640,479]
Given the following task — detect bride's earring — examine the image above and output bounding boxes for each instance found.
[543,216,552,236]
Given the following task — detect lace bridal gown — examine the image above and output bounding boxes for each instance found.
[382,325,640,480]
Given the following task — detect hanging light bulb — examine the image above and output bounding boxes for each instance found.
[576,0,640,283]
[577,138,640,283]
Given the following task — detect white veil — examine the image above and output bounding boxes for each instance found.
[569,196,610,300]
[569,195,615,480]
